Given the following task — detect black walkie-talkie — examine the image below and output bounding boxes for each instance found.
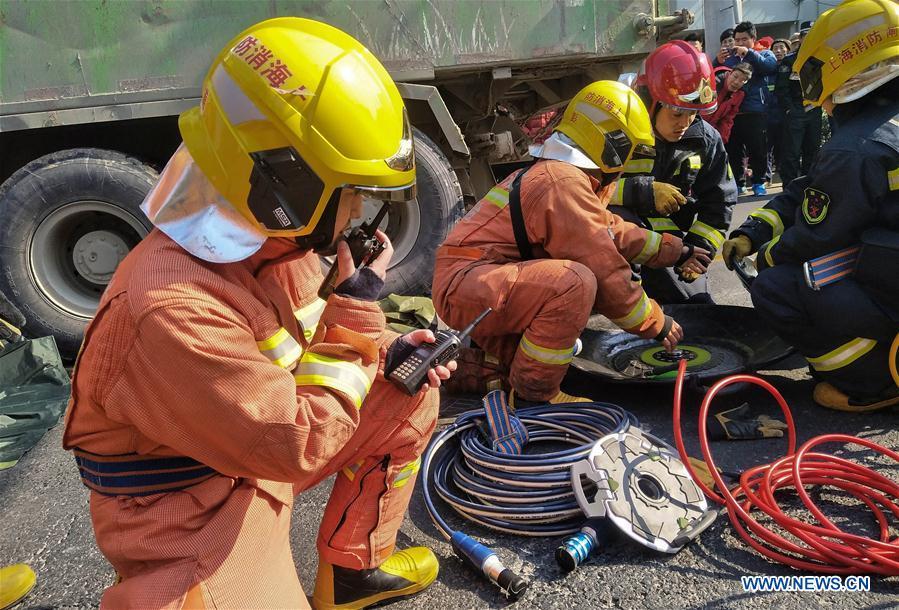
[388,308,492,395]
[318,202,389,300]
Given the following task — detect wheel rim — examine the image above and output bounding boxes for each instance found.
[29,200,149,318]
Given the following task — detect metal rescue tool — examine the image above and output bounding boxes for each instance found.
[388,308,492,395]
[560,426,716,570]
[317,202,390,300]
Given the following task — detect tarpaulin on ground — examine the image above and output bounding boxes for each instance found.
[0,336,70,469]
[378,294,437,334]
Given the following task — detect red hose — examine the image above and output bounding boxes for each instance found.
[673,360,899,574]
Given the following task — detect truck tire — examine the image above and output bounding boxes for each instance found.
[0,149,156,359]
[375,128,463,296]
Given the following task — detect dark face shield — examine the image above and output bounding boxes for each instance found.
[799,56,825,103]
[247,147,323,232]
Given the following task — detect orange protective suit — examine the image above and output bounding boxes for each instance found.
[433,160,683,401]
[63,230,438,608]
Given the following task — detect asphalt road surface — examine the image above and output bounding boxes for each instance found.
[1,192,896,609]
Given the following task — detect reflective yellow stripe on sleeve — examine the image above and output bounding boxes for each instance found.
[611,178,627,205]
[688,221,725,250]
[484,186,510,209]
[257,327,302,369]
[632,230,662,265]
[688,155,702,170]
[294,298,326,342]
[294,353,373,409]
[763,235,781,268]
[623,158,654,174]
[392,457,422,488]
[610,292,652,331]
[807,337,877,372]
[647,217,680,232]
[749,208,785,237]
[518,336,577,365]
[888,167,899,191]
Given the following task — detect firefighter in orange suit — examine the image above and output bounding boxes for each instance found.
[432,81,711,404]
[63,18,454,609]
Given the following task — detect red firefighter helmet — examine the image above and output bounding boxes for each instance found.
[636,40,718,114]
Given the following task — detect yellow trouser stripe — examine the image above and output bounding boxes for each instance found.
[750,208,785,237]
[647,217,679,232]
[807,337,877,372]
[888,167,899,191]
[257,328,302,369]
[518,335,576,365]
[485,186,509,209]
[610,292,652,330]
[632,230,662,265]
[611,178,627,205]
[623,158,654,174]
[295,353,372,408]
[393,457,422,488]
[688,221,725,250]
[294,298,326,342]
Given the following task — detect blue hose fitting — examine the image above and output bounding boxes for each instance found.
[451,531,529,600]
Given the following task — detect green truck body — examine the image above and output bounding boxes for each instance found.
[0,0,688,357]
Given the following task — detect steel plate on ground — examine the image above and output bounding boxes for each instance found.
[571,304,794,384]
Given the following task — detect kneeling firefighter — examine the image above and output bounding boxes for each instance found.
[63,18,454,609]
[432,80,711,404]
[722,0,899,412]
[611,41,738,304]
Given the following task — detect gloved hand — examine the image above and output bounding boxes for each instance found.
[655,315,684,352]
[652,181,687,215]
[0,291,26,345]
[334,229,393,301]
[675,244,712,281]
[722,235,753,270]
[710,403,788,440]
[384,329,457,392]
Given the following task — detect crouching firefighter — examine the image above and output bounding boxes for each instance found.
[722,0,899,412]
[63,18,455,609]
[611,41,737,304]
[432,80,711,404]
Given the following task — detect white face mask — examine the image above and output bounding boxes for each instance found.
[832,59,899,104]
[141,145,267,263]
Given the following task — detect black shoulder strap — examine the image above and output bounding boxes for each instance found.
[508,168,534,261]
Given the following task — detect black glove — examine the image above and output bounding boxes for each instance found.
[335,267,384,302]
[384,334,416,376]
[709,403,788,440]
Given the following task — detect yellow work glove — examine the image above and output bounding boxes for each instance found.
[652,181,687,215]
[721,235,753,270]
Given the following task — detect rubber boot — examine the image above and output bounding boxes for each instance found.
[312,547,439,610]
[0,564,36,610]
[812,382,899,413]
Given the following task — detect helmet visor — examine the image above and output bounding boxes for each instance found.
[352,183,417,203]
[799,56,825,103]
[247,147,324,232]
[601,129,635,171]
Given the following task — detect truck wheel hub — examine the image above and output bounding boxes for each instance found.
[73,231,129,284]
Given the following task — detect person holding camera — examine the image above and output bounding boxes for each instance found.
[714,21,779,196]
